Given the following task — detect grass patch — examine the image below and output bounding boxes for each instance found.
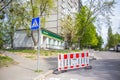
[35,69,43,73]
[25,55,35,59]
[6,49,36,54]
[0,53,16,68]
[6,49,82,57]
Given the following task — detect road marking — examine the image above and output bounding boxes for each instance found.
[70,78,78,80]
[48,77,60,80]
[45,77,79,80]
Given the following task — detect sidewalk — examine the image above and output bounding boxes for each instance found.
[0,50,52,80]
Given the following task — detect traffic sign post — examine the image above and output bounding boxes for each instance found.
[31,17,40,30]
[31,17,41,72]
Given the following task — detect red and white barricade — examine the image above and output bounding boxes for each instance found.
[58,52,89,71]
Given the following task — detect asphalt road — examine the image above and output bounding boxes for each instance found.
[1,51,120,80]
[44,51,120,80]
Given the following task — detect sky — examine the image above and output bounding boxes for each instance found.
[82,0,120,47]
[101,0,120,47]
[111,0,120,34]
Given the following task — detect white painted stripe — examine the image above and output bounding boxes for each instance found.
[58,52,90,71]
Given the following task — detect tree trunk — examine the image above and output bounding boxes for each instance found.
[30,0,38,50]
[10,25,14,49]
[10,31,14,49]
[0,34,3,49]
[31,30,38,50]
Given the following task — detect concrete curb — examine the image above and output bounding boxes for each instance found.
[33,70,54,80]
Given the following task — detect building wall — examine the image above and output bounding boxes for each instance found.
[13,30,34,48]
[13,30,64,49]
[44,0,82,34]
[13,0,82,49]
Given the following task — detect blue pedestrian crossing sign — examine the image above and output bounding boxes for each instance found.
[31,17,40,30]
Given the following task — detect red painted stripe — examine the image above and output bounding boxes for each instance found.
[70,66,74,68]
[82,64,85,66]
[59,54,61,59]
[70,54,73,58]
[64,66,68,69]
[86,52,89,57]
[59,68,61,70]
[82,53,84,57]
[76,65,79,68]
[87,64,89,66]
[64,54,67,59]
[76,53,79,58]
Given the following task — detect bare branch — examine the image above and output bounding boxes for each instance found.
[0,0,12,12]
[40,0,48,16]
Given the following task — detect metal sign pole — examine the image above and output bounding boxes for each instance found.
[31,17,40,72]
[37,18,41,72]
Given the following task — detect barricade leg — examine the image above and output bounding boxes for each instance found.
[84,52,92,69]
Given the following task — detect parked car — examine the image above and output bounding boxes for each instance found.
[109,47,114,51]
[114,43,120,52]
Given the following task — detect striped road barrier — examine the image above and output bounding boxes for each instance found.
[58,52,90,71]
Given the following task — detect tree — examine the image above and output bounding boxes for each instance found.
[61,15,77,49]
[91,34,103,50]
[0,22,4,49]
[107,26,113,48]
[0,0,31,48]
[0,0,12,12]
[84,0,115,31]
[0,33,3,49]
[29,0,55,49]
[0,0,55,49]
[112,33,120,45]
[75,0,115,49]
[80,23,98,49]
[106,26,120,49]
[106,27,120,49]
[96,35,103,49]
[75,6,96,49]
[8,1,30,48]
[0,19,11,49]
